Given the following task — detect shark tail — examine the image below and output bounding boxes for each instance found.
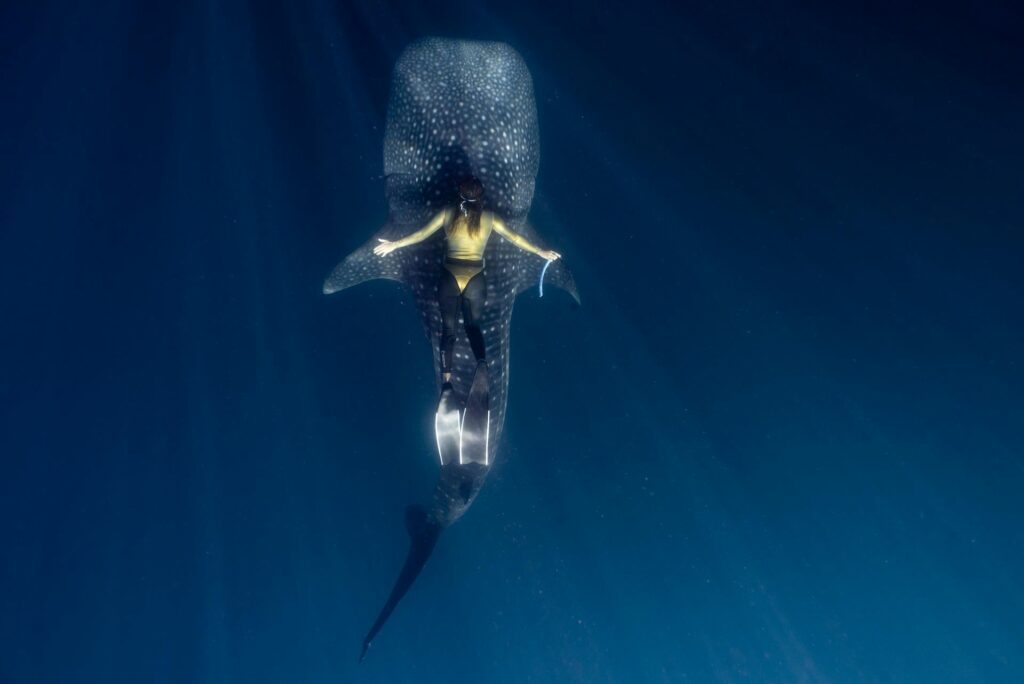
[359,504,442,662]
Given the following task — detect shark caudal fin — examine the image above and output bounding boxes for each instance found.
[359,505,442,662]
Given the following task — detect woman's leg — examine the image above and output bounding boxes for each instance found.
[438,269,461,383]
[460,272,487,364]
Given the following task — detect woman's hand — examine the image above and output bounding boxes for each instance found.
[373,239,398,257]
[540,250,561,261]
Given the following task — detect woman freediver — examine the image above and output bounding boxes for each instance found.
[373,176,561,386]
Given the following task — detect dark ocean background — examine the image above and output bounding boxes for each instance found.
[2,1,1022,682]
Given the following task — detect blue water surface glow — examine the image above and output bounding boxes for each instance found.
[2,1,1022,682]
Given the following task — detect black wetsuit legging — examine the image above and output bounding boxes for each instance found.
[438,264,486,375]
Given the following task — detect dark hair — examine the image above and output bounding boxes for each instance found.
[457,177,484,236]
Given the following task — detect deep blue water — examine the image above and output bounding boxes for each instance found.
[2,1,1022,682]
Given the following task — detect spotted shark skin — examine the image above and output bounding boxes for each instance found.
[322,38,579,659]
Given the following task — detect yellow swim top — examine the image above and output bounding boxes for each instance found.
[389,207,549,261]
[444,209,493,262]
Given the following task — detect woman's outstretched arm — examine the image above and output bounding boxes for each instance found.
[374,208,449,256]
[492,215,561,261]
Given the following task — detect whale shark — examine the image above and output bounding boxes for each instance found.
[322,38,579,660]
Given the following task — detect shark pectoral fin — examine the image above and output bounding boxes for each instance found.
[513,256,580,306]
[538,258,581,306]
[509,224,581,305]
[323,231,405,295]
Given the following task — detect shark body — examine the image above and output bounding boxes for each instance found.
[322,38,579,660]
